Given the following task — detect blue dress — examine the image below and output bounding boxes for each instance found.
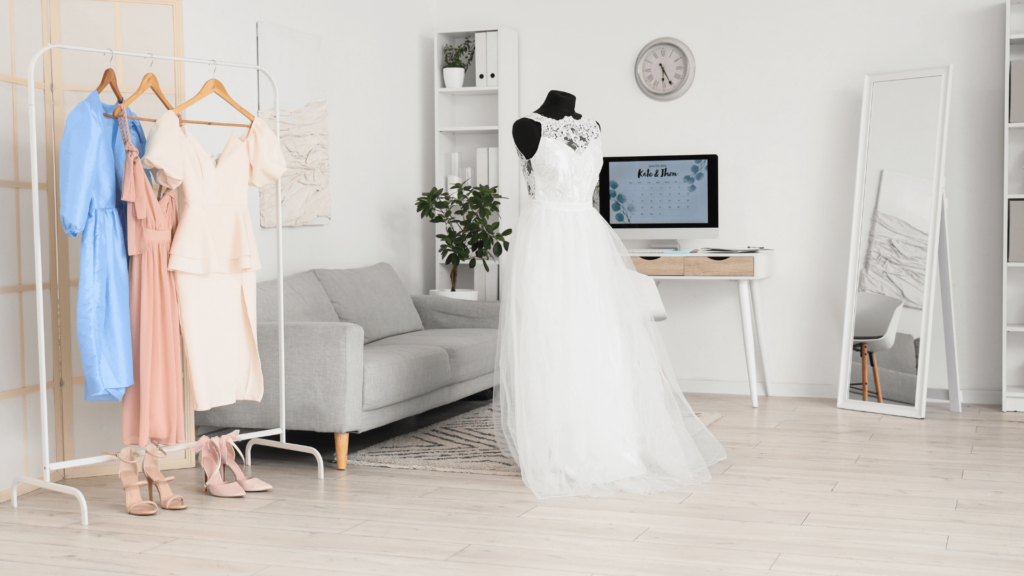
[59,91,147,401]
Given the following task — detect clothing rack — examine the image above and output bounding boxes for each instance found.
[10,44,324,527]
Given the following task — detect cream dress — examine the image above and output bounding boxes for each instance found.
[143,111,286,411]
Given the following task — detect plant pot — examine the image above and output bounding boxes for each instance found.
[442,67,466,89]
[429,288,478,301]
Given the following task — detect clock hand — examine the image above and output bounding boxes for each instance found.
[658,63,671,85]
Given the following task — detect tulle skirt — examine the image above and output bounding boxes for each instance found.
[494,200,727,498]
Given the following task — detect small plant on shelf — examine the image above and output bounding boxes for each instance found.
[416,181,511,292]
[442,36,475,70]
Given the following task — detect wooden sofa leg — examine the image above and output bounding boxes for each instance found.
[334,433,349,470]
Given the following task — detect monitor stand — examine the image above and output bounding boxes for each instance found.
[650,240,681,251]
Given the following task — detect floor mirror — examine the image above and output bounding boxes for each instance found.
[838,67,952,418]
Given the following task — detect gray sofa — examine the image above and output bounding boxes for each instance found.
[194,263,499,468]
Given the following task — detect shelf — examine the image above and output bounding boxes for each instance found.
[1008,324,1024,332]
[1008,262,1024,267]
[438,86,498,95]
[437,126,498,134]
[1006,386,1024,398]
[1010,34,1024,45]
[1009,194,1024,199]
[1009,123,1024,129]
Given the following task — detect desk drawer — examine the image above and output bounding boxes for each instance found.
[685,256,754,277]
[631,256,754,277]
[632,256,687,276]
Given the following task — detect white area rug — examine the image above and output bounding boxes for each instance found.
[347,405,723,476]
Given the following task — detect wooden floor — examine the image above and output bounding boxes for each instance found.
[2,393,1024,575]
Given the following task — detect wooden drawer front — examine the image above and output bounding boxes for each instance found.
[684,256,754,277]
[632,256,687,276]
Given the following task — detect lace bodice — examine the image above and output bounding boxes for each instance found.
[517,113,602,204]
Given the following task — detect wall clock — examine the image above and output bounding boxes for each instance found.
[635,37,695,101]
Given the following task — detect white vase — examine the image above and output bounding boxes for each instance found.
[429,288,479,301]
[442,67,465,89]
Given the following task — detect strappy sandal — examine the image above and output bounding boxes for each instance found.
[105,447,158,516]
[142,443,188,510]
[219,431,272,492]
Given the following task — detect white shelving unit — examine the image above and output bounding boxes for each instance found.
[432,28,519,301]
[1004,1,1024,410]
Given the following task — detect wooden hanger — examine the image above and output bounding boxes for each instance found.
[95,68,124,102]
[116,73,173,113]
[104,72,173,123]
[172,78,254,129]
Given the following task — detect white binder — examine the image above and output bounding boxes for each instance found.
[474,32,488,87]
[488,147,499,186]
[486,31,498,86]
[477,148,489,186]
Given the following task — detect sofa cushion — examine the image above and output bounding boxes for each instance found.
[314,263,424,344]
[411,296,499,330]
[362,343,451,410]
[373,329,496,384]
[257,271,339,323]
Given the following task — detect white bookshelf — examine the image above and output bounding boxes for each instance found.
[432,28,519,301]
[1004,1,1024,411]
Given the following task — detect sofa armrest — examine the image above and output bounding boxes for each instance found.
[194,321,364,434]
[412,295,499,330]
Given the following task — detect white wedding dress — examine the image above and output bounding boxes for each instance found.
[494,113,727,499]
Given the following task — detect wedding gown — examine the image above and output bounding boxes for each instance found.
[494,113,727,498]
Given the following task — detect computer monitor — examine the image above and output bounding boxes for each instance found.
[599,154,719,244]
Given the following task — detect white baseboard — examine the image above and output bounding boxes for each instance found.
[678,379,1001,406]
[678,379,834,398]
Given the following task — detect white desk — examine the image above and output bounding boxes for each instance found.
[632,250,775,408]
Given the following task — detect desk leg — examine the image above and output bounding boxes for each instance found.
[737,280,758,408]
[749,280,772,397]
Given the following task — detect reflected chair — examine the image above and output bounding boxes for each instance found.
[853,292,903,403]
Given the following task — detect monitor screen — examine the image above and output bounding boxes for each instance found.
[599,155,718,229]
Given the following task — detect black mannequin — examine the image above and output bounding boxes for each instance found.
[513,90,598,159]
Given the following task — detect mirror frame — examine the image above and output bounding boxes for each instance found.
[837,66,953,419]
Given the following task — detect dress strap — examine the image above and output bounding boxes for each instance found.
[115,105,137,155]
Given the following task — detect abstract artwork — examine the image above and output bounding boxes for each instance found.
[859,170,932,309]
[258,101,330,227]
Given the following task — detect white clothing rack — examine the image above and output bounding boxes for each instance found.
[10,44,324,526]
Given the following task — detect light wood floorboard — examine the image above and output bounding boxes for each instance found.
[1,394,1022,575]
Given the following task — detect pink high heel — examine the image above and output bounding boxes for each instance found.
[194,436,245,498]
[219,431,272,492]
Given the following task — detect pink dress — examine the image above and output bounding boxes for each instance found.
[117,112,185,447]
[143,110,286,411]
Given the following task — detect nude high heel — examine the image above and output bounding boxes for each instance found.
[104,447,158,516]
[194,435,245,498]
[143,443,187,510]
[218,430,272,492]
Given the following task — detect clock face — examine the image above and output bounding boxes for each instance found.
[635,38,695,101]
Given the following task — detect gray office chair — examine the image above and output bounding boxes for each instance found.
[853,291,903,403]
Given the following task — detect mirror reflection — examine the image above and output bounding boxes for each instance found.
[842,71,948,413]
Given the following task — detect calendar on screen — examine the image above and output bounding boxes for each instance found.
[606,159,710,225]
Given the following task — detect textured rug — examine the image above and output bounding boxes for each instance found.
[347,404,723,476]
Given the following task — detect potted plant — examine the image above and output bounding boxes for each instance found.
[441,36,475,89]
[416,181,511,300]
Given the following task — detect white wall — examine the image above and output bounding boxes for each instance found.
[180,0,437,293]
[178,0,1004,402]
[437,0,1004,401]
